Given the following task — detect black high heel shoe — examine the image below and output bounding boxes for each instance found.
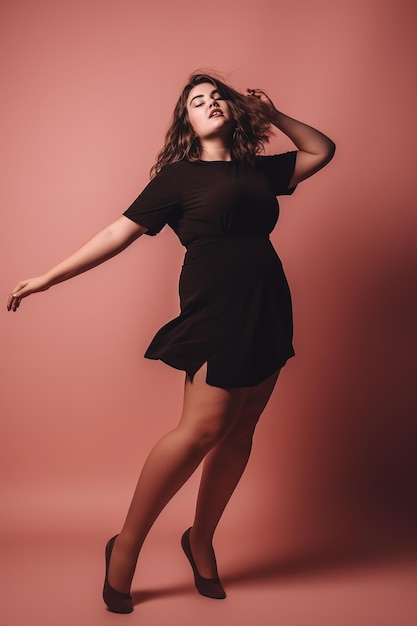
[181,528,226,599]
[103,535,133,614]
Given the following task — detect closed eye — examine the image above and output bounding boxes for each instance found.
[189,89,224,108]
[194,98,222,107]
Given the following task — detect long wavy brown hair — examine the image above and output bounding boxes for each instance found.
[150,72,273,177]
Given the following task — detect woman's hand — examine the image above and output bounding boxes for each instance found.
[7,275,51,312]
[246,88,277,114]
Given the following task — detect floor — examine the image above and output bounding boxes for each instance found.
[2,528,416,626]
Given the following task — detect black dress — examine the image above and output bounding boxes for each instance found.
[123,152,297,388]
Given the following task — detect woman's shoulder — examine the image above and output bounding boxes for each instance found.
[150,160,192,183]
[159,159,191,173]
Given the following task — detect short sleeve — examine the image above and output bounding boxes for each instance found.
[257,151,298,196]
[123,165,181,236]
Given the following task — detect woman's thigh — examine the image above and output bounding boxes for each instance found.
[226,369,280,439]
[178,363,279,442]
[179,363,246,437]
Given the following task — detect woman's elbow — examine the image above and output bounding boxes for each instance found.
[318,139,336,170]
[325,139,336,163]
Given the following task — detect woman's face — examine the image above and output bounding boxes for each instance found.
[186,82,234,141]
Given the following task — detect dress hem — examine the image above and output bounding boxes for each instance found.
[144,352,295,389]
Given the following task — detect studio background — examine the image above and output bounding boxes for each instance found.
[1,1,416,625]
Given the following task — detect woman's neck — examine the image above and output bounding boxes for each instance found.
[199,140,232,162]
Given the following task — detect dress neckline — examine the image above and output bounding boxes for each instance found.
[197,159,235,163]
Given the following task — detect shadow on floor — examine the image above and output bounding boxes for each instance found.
[223,538,417,586]
[131,533,417,605]
[132,582,193,605]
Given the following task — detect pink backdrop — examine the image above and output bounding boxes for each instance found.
[1,0,416,624]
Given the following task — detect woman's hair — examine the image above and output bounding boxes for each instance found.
[150,72,273,177]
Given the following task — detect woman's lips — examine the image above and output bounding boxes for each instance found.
[209,110,223,118]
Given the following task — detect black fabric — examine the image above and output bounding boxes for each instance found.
[123,151,297,388]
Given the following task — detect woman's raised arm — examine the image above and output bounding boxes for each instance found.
[7,216,147,312]
[247,88,336,186]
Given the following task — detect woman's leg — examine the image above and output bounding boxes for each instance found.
[188,370,279,578]
[107,364,246,593]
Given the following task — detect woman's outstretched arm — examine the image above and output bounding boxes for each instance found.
[247,88,336,186]
[7,216,147,312]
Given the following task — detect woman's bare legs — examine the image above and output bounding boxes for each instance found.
[107,363,247,594]
[188,370,279,578]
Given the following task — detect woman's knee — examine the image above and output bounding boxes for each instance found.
[178,410,236,452]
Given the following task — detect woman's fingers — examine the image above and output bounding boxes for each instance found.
[246,88,275,109]
[247,88,265,97]
[10,296,21,312]
[7,277,48,311]
[7,282,28,311]
[7,293,20,312]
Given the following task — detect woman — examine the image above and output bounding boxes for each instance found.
[7,72,335,613]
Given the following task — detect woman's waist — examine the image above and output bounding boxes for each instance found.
[183,234,279,268]
[185,234,272,258]
[185,233,270,248]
